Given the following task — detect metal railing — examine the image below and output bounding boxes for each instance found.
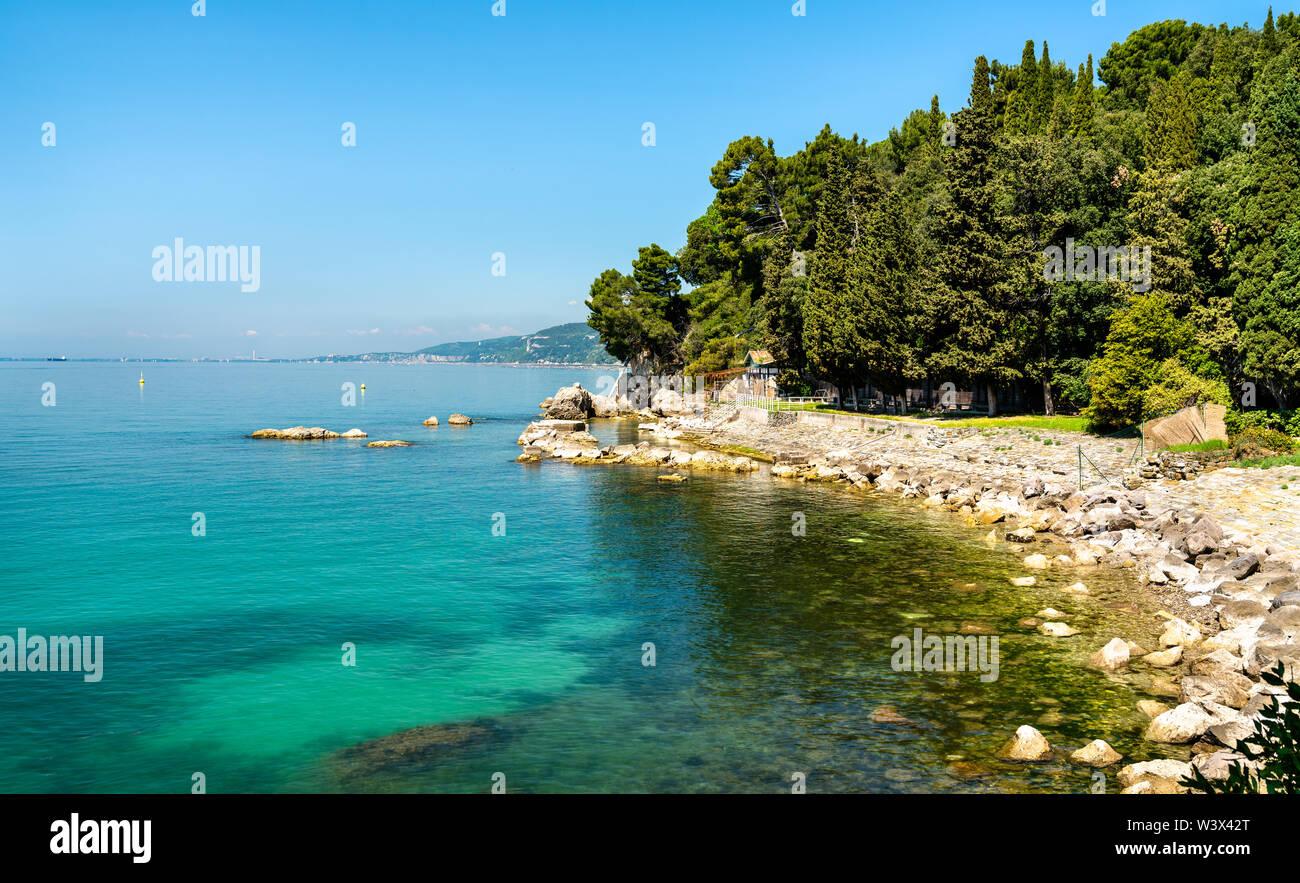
[735,393,837,412]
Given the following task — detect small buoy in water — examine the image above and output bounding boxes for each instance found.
[360,383,366,391]
[138,373,145,385]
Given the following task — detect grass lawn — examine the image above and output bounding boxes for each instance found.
[823,409,1089,432]
[1231,453,1300,469]
[1167,439,1229,453]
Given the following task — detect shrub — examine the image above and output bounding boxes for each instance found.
[1085,294,1222,431]
[1226,408,1300,438]
[1183,663,1300,795]
[1233,426,1298,456]
[1141,358,1232,418]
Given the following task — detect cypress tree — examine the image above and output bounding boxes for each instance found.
[1070,55,1095,136]
[1034,42,1054,132]
[1262,7,1278,56]
[927,94,944,149]
[803,151,858,391]
[1006,40,1038,134]
[1145,73,1198,170]
[926,57,1022,415]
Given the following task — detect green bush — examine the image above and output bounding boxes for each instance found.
[1183,663,1300,795]
[1085,294,1224,431]
[1141,358,1233,418]
[1233,426,1298,455]
[1227,408,1300,438]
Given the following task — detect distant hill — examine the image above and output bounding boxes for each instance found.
[307,322,618,365]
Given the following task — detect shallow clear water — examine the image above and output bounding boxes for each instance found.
[1,362,1168,793]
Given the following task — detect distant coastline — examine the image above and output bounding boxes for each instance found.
[0,357,620,368]
[3,321,620,367]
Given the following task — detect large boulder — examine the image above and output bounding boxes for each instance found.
[1183,514,1224,557]
[1089,637,1130,670]
[546,384,594,420]
[1071,739,1122,767]
[1145,702,1216,743]
[995,725,1054,762]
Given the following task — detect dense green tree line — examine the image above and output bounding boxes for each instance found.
[586,9,1300,429]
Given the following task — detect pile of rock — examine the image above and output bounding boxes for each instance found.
[248,426,367,440]
[1136,451,1219,482]
[515,420,758,472]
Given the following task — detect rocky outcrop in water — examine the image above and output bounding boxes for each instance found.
[448,414,472,425]
[516,420,759,472]
[545,383,594,420]
[248,426,367,439]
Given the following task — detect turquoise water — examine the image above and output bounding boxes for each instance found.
[2,363,1165,793]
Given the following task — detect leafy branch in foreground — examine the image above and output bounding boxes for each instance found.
[1182,662,1300,794]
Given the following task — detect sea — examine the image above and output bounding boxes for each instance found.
[0,361,1165,793]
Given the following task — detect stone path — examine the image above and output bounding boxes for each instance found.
[698,417,1300,556]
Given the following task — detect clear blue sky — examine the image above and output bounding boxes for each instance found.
[0,0,1272,359]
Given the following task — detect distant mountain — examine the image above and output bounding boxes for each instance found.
[306,322,618,365]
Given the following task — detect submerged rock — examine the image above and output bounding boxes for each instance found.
[1137,700,1171,718]
[869,705,917,725]
[366,440,413,447]
[330,719,507,781]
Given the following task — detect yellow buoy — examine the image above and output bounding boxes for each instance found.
[360,383,366,391]
[139,372,145,385]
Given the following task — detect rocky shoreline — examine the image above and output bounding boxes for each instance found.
[521,384,1299,793]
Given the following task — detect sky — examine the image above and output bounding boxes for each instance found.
[0,0,1275,359]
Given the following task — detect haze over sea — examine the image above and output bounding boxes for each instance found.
[2,361,1159,793]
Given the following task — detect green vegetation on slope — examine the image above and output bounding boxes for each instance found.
[585,9,1300,432]
[310,323,617,365]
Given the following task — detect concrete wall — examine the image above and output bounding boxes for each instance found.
[794,410,903,433]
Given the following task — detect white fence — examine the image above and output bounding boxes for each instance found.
[736,393,837,412]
